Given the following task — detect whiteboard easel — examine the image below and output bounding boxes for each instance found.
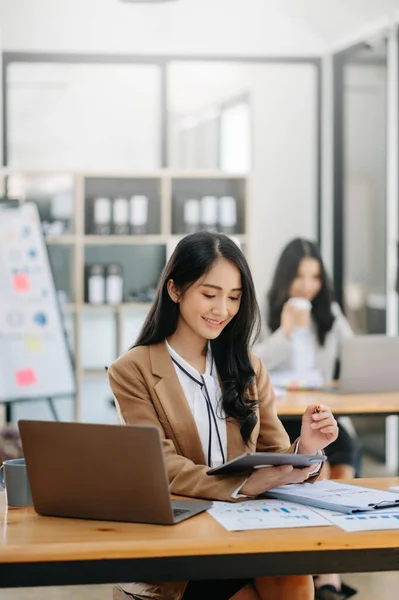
[0,202,76,420]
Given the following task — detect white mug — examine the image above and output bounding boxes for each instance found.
[288,297,311,311]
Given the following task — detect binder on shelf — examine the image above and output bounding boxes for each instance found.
[183,198,200,233]
[85,265,106,305]
[200,196,218,229]
[218,196,237,233]
[264,480,399,514]
[93,197,112,235]
[129,195,148,234]
[113,197,129,235]
[105,264,123,305]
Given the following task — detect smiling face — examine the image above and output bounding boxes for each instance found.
[167,258,242,346]
[288,257,322,302]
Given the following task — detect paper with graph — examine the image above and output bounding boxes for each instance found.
[311,506,399,532]
[208,499,331,531]
[327,511,399,532]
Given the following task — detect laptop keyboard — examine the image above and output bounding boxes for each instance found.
[173,508,190,517]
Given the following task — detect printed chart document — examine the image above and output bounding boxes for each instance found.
[264,480,399,514]
[208,499,331,531]
[311,506,399,532]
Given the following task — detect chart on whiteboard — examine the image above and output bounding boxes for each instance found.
[0,205,58,336]
[0,202,75,401]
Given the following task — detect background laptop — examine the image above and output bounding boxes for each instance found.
[18,420,211,524]
[338,335,399,394]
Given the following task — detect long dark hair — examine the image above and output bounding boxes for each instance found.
[135,231,261,445]
[267,238,335,346]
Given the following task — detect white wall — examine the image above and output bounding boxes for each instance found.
[250,63,317,298]
[0,0,324,56]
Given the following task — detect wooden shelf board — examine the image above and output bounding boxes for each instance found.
[83,235,166,245]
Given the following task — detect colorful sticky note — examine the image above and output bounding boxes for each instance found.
[15,369,37,387]
[12,273,30,292]
[33,312,47,327]
[25,336,43,353]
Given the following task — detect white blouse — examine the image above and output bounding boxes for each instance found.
[165,341,319,494]
[254,302,353,381]
[166,340,227,469]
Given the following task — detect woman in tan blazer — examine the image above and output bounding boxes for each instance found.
[108,232,339,600]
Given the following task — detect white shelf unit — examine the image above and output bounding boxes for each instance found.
[0,169,251,422]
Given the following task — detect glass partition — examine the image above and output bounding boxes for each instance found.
[7,62,162,170]
[334,37,389,468]
[335,39,388,334]
[167,62,252,172]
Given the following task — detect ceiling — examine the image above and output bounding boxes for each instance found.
[273,0,398,49]
[0,0,398,55]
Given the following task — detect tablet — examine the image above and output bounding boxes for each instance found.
[206,452,326,476]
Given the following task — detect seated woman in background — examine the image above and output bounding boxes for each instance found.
[253,237,360,600]
[109,231,339,600]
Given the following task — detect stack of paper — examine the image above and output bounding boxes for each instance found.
[207,481,399,532]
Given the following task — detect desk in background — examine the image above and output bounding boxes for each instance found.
[1,478,399,589]
[277,390,399,473]
[277,389,399,417]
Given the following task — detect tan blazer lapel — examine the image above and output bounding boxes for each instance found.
[149,342,255,465]
[149,343,206,465]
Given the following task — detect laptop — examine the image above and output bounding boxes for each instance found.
[338,335,399,394]
[18,420,211,524]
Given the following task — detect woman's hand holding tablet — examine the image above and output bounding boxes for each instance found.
[207,452,326,476]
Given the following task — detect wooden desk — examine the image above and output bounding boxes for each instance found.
[276,390,399,472]
[1,478,399,589]
[276,389,399,417]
